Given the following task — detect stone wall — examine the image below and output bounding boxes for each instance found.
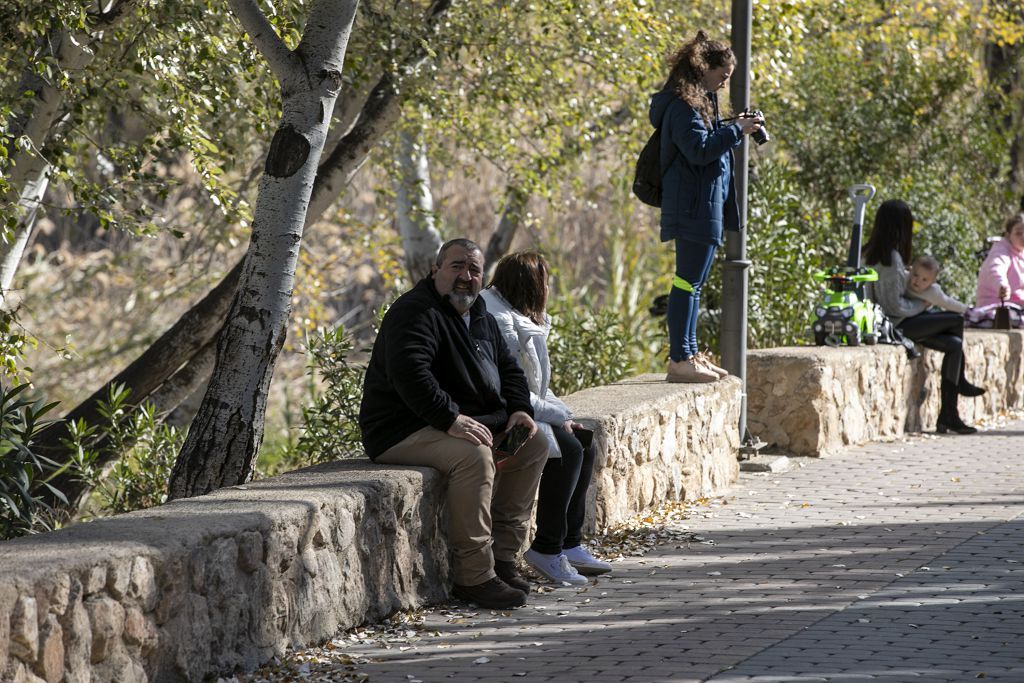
[0,465,451,683]
[571,375,742,532]
[747,329,1024,457]
[0,375,742,682]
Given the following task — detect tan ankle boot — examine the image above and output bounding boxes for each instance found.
[666,357,718,383]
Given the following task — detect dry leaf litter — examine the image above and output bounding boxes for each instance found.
[228,497,720,682]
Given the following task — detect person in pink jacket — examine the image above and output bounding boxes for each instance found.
[976,213,1024,308]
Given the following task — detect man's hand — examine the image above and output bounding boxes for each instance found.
[505,411,538,438]
[447,414,493,447]
[562,419,579,433]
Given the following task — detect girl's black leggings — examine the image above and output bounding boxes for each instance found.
[897,311,964,384]
[530,427,595,555]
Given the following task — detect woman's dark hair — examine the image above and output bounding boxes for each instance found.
[664,30,735,124]
[863,199,915,267]
[488,251,549,324]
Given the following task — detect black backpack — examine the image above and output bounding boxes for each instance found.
[632,117,674,207]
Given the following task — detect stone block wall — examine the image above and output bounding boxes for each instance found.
[747,329,1024,456]
[0,465,451,682]
[570,374,742,532]
[0,375,742,681]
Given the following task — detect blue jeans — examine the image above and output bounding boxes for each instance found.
[668,238,717,361]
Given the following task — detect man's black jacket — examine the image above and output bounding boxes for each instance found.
[358,276,534,459]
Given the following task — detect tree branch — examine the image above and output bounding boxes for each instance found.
[306,0,453,221]
[226,0,298,82]
[485,186,529,269]
[89,0,139,28]
[37,261,243,511]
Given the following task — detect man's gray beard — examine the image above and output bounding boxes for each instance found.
[447,292,477,312]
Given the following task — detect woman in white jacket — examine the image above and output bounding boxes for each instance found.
[481,252,612,585]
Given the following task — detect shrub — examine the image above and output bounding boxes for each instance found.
[296,325,367,463]
[258,325,368,477]
[547,306,632,396]
[65,383,183,516]
[0,381,64,539]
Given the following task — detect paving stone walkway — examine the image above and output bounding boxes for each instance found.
[249,420,1024,683]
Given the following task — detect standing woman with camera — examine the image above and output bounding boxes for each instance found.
[652,31,763,383]
[864,199,985,434]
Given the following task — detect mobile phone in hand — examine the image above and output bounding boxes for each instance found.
[494,424,530,468]
[571,425,594,449]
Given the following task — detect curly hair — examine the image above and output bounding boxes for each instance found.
[664,30,735,125]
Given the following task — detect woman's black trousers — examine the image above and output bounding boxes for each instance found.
[897,311,964,384]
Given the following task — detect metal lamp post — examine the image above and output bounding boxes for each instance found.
[722,0,754,444]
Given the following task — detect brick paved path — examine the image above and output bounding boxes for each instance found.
[267,422,1024,683]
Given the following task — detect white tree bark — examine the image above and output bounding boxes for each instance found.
[1,29,97,300]
[395,128,442,280]
[40,0,457,515]
[168,0,360,499]
[304,0,451,222]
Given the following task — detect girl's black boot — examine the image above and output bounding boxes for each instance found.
[936,380,978,435]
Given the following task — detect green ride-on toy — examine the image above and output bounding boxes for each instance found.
[811,266,879,346]
[811,184,883,347]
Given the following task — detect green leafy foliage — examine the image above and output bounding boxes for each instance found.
[407,0,681,200]
[64,383,183,516]
[259,325,368,475]
[0,0,276,244]
[547,306,632,397]
[0,381,64,539]
[0,309,37,379]
[754,0,1013,240]
[295,326,367,464]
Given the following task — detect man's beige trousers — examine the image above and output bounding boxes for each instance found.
[376,426,548,586]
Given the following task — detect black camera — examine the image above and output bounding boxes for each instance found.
[741,109,770,146]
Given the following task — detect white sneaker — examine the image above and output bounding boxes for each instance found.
[524,549,589,586]
[562,545,613,576]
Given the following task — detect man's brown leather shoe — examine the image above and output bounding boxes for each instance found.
[494,560,531,593]
[451,577,527,609]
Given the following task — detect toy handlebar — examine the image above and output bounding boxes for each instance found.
[812,266,879,283]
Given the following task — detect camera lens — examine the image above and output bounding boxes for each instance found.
[752,127,770,146]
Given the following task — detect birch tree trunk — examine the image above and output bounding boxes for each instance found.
[38,0,454,514]
[166,0,360,500]
[395,129,442,280]
[1,30,96,300]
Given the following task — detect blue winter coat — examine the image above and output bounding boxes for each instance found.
[650,89,743,245]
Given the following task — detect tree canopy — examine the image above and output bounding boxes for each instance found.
[1,0,1022,533]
